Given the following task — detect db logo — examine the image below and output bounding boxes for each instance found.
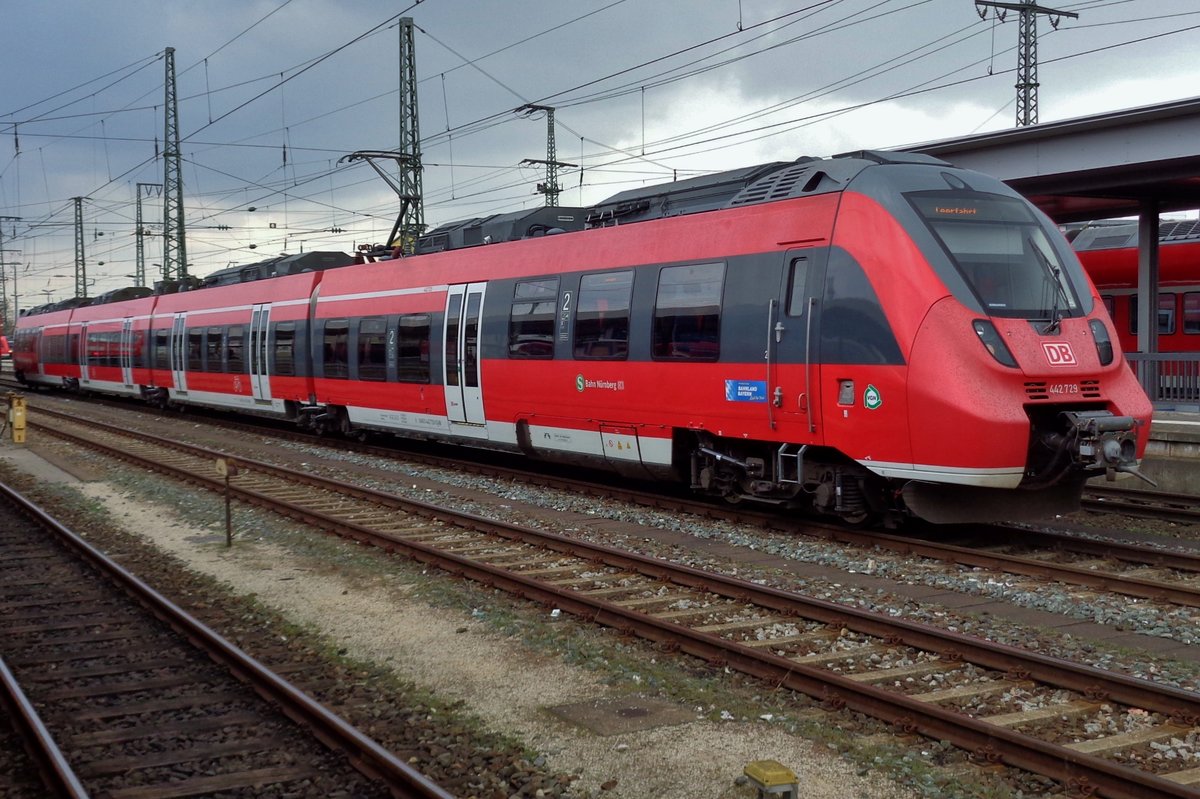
[1042,341,1077,366]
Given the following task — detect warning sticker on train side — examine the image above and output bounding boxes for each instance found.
[864,385,882,410]
[725,380,767,402]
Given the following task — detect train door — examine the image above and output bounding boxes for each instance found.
[442,282,488,435]
[169,313,188,393]
[78,322,90,385]
[119,318,135,388]
[248,304,272,401]
[767,250,824,441]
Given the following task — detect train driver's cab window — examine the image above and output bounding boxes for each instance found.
[574,271,633,359]
[652,262,723,361]
[1128,293,1175,336]
[1101,295,1115,321]
[1184,292,1200,335]
[509,278,558,359]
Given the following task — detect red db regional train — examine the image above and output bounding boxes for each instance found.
[1071,219,1200,353]
[12,151,1153,524]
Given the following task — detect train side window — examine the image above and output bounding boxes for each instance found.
[1184,292,1200,335]
[509,278,558,359]
[226,326,245,373]
[273,322,296,376]
[358,317,387,382]
[206,326,223,372]
[187,328,203,371]
[1128,293,1177,335]
[786,257,808,316]
[574,270,633,359]
[396,313,431,383]
[153,329,170,370]
[652,262,723,361]
[323,319,349,379]
[1100,295,1115,321]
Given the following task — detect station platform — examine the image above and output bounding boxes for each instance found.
[1120,411,1200,494]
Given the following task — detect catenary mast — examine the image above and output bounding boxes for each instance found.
[975,1,1078,127]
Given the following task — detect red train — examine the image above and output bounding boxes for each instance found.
[12,151,1153,525]
[1071,220,1200,353]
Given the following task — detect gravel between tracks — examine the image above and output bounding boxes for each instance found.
[68,476,918,799]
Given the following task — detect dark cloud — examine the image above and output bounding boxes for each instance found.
[2,0,1197,296]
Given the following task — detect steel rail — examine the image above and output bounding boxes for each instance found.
[28,413,1200,798]
[0,654,89,799]
[0,478,453,799]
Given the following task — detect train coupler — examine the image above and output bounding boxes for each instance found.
[1059,410,1156,486]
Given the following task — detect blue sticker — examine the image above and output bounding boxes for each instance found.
[725,380,767,403]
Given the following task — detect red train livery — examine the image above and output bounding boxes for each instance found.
[13,151,1153,525]
[1071,220,1200,353]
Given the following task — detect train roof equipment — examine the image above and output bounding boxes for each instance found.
[415,206,586,254]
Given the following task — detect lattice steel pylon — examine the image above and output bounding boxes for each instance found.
[519,105,575,207]
[135,183,161,287]
[73,197,88,298]
[396,18,425,254]
[976,1,1078,127]
[162,46,188,283]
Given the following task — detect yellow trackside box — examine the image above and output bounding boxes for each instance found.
[743,759,798,798]
[7,393,26,444]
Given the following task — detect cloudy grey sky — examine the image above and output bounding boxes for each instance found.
[2,0,1198,303]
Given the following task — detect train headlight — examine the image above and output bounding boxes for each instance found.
[1089,319,1114,366]
[971,320,1018,368]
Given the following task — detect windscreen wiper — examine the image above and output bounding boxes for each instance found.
[1029,236,1070,334]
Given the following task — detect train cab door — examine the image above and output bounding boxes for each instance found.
[248,304,272,402]
[78,322,90,386]
[119,318,135,388]
[169,313,188,393]
[442,282,489,438]
[768,250,825,442]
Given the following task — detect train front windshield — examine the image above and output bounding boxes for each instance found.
[909,192,1081,322]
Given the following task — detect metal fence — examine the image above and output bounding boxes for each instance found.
[1127,352,1200,408]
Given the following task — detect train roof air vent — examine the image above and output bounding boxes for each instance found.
[728,160,827,207]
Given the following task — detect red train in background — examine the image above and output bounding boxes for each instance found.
[1071,219,1200,353]
[12,151,1153,525]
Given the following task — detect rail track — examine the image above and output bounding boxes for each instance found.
[0,477,451,798]
[16,404,1200,797]
[6,388,1200,608]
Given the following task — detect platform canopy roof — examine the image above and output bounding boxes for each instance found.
[899,95,1200,223]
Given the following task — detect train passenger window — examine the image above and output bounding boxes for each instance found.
[1101,296,1115,321]
[574,270,633,359]
[226,326,245,373]
[396,313,431,383]
[187,329,203,371]
[509,278,558,359]
[153,329,170,370]
[273,322,296,376]
[786,257,808,316]
[358,317,387,382]
[323,319,349,379]
[206,326,223,372]
[1128,294,1175,335]
[652,262,723,361]
[1185,293,1200,335]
